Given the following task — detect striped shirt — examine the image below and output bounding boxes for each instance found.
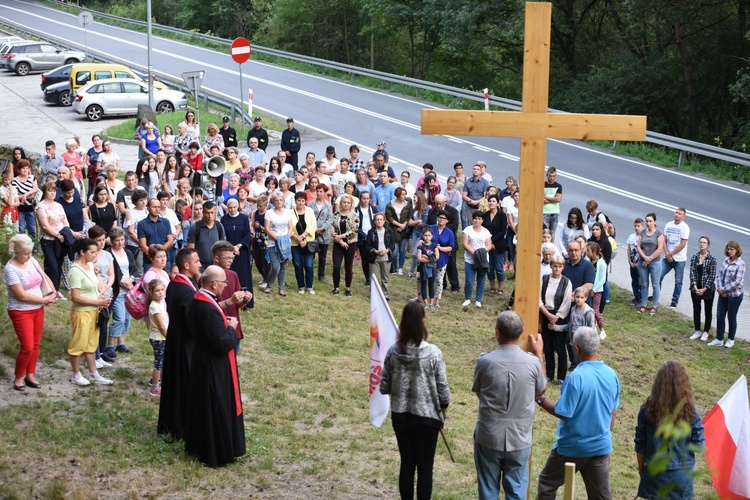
[11,176,35,208]
[2,258,44,311]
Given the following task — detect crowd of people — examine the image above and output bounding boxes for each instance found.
[1,114,746,480]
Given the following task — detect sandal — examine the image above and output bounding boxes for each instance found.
[13,384,25,392]
[650,307,657,316]
[279,291,287,297]
[637,307,646,314]
[263,287,271,294]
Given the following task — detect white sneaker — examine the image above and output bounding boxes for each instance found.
[475,301,482,308]
[95,358,111,369]
[91,372,113,385]
[725,339,735,348]
[461,300,471,310]
[700,332,709,342]
[689,331,702,340]
[397,268,403,276]
[599,331,607,340]
[707,339,724,347]
[71,372,90,386]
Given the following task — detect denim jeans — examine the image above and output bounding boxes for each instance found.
[393,239,407,271]
[487,249,506,282]
[629,265,641,301]
[266,245,288,291]
[474,441,531,500]
[18,211,37,240]
[543,213,559,240]
[638,259,662,308]
[40,238,63,291]
[291,245,314,290]
[659,258,686,304]
[109,294,131,337]
[464,261,487,302]
[716,294,743,341]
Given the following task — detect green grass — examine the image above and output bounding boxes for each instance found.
[0,253,747,497]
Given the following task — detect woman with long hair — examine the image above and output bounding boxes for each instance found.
[380,302,450,500]
[637,213,666,316]
[635,360,704,499]
[264,192,293,296]
[708,241,745,348]
[557,207,589,258]
[385,187,412,276]
[407,191,430,278]
[330,194,359,296]
[9,146,27,178]
[3,234,57,391]
[267,156,283,179]
[688,236,716,342]
[89,185,118,234]
[309,183,332,282]
[12,159,38,244]
[251,195,269,285]
[482,194,508,296]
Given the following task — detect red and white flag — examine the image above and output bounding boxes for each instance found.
[704,375,750,499]
[368,275,398,428]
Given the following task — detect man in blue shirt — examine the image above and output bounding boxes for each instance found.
[535,327,620,500]
[373,171,396,212]
[462,164,489,229]
[137,198,175,271]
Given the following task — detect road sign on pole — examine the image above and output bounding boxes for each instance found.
[248,89,254,121]
[231,38,252,131]
[78,11,93,62]
[231,38,252,64]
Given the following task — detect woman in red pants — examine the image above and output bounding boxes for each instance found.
[2,234,57,391]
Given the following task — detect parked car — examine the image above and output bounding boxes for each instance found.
[6,42,85,76]
[43,80,74,106]
[0,40,33,69]
[0,36,24,46]
[72,78,188,121]
[40,63,74,90]
[69,63,167,93]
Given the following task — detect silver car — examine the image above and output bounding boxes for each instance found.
[7,42,86,76]
[72,78,188,121]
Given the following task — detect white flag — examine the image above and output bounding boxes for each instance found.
[368,275,398,428]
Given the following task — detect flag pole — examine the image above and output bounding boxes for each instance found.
[440,428,455,463]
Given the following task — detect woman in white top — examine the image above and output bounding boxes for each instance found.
[505,189,520,268]
[264,192,293,296]
[462,210,492,308]
[3,234,57,391]
[96,140,121,174]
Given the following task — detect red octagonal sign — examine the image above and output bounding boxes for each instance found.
[231,37,251,64]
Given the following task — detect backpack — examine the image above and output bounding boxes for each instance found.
[124,276,148,320]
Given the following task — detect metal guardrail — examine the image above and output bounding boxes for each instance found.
[6,7,750,168]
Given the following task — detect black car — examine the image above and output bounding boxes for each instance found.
[43,80,73,106]
[40,64,73,90]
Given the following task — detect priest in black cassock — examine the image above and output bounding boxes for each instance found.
[158,248,201,440]
[185,265,246,467]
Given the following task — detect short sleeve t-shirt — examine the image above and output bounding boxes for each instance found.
[265,209,291,247]
[463,226,491,263]
[2,258,44,311]
[148,301,168,341]
[663,221,690,261]
[68,264,100,312]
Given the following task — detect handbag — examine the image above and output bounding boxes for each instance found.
[30,258,54,296]
[306,240,319,253]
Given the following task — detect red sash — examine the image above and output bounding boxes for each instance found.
[172,273,196,290]
[193,289,242,417]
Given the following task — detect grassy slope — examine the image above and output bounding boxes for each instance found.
[0,259,747,498]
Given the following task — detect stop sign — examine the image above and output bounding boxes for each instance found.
[231,37,251,64]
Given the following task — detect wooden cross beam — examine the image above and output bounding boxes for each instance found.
[422,2,646,348]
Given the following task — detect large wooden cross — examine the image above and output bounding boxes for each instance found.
[422,2,646,346]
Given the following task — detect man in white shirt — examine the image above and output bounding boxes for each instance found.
[659,207,690,307]
[399,171,416,201]
[331,158,356,198]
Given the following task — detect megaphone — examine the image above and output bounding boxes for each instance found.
[205,156,226,178]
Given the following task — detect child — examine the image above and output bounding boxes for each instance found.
[560,286,597,369]
[586,242,607,340]
[417,227,439,310]
[146,280,168,397]
[541,229,561,258]
[0,170,20,230]
[627,218,643,306]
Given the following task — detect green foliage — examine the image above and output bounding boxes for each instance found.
[0,221,18,266]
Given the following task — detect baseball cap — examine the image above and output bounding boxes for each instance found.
[286,117,294,123]
[254,116,262,121]
[222,116,230,122]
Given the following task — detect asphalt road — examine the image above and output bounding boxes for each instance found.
[3,0,748,340]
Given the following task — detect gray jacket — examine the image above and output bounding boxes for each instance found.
[380,341,450,424]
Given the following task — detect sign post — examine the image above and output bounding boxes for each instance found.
[77,11,93,62]
[248,89,254,121]
[181,70,205,133]
[231,37,252,130]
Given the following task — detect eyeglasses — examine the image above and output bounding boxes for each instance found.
[212,279,228,284]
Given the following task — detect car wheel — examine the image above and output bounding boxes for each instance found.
[156,101,174,113]
[85,104,103,121]
[64,58,78,65]
[15,62,30,76]
[58,90,72,106]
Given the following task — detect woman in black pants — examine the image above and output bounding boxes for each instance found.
[380,302,451,500]
[250,195,269,285]
[539,255,572,383]
[688,236,716,341]
[330,194,359,296]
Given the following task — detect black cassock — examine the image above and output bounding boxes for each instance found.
[221,212,254,308]
[184,289,245,467]
[157,274,196,440]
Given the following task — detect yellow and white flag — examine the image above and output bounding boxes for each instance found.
[369,275,398,428]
